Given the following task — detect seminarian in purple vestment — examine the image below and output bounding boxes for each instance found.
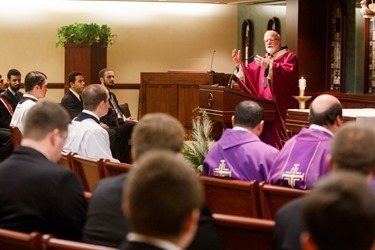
[267,126,332,190]
[203,128,278,181]
[267,94,343,190]
[202,100,279,182]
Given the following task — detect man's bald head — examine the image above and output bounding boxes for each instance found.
[309,94,342,128]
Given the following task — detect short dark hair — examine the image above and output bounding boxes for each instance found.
[7,69,21,80]
[24,71,47,92]
[124,150,202,238]
[82,84,107,111]
[23,100,70,141]
[309,102,342,126]
[302,172,375,250]
[68,71,83,86]
[132,113,185,161]
[331,123,375,175]
[98,68,111,79]
[233,100,264,128]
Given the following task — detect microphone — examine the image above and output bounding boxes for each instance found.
[208,50,216,73]
[227,55,255,89]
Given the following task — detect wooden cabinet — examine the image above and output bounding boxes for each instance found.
[140,72,230,134]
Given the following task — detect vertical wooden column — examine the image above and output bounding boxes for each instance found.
[64,43,107,93]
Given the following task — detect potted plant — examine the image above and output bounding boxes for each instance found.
[56,23,117,91]
[56,22,116,47]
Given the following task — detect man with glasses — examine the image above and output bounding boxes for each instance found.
[232,30,299,148]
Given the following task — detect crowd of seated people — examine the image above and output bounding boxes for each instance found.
[1,67,375,250]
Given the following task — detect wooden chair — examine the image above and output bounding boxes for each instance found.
[212,213,274,250]
[103,161,132,177]
[0,228,42,250]
[58,152,75,171]
[199,175,261,218]
[9,126,22,149]
[258,181,308,219]
[70,155,106,192]
[119,103,131,118]
[42,234,116,250]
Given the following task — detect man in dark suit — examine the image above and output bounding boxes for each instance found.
[0,74,12,160]
[273,123,375,250]
[0,100,86,240]
[83,113,224,249]
[122,150,202,250]
[61,71,85,120]
[0,69,22,128]
[98,68,136,163]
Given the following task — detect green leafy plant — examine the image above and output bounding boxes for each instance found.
[56,23,117,47]
[182,109,215,172]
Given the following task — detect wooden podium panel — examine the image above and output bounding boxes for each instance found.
[199,85,276,128]
[140,72,230,134]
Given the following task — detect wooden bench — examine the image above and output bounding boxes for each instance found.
[103,161,132,177]
[258,181,308,219]
[0,228,42,250]
[213,213,274,250]
[9,126,22,149]
[199,175,261,218]
[42,235,116,250]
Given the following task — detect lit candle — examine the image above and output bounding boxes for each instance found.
[299,77,306,96]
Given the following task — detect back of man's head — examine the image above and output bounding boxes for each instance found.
[233,100,264,128]
[131,113,185,161]
[309,94,342,127]
[23,100,70,141]
[331,123,375,176]
[123,150,202,245]
[24,71,47,92]
[301,172,375,250]
[82,84,107,111]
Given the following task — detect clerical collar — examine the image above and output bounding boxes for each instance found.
[74,110,100,124]
[69,89,81,101]
[19,94,38,104]
[233,126,251,133]
[127,233,181,250]
[309,124,334,136]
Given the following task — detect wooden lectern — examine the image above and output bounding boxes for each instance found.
[199,85,276,139]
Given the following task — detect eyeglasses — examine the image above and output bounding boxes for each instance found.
[264,38,279,43]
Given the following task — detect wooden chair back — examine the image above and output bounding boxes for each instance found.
[9,126,22,149]
[103,161,132,177]
[58,152,75,171]
[42,235,116,250]
[71,155,106,192]
[258,181,308,219]
[199,175,261,218]
[0,229,42,250]
[119,103,131,117]
[212,213,274,250]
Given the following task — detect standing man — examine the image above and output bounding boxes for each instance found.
[267,94,342,190]
[63,84,119,162]
[203,100,278,181]
[0,100,86,240]
[61,71,85,120]
[232,30,299,148]
[98,68,136,163]
[10,71,48,134]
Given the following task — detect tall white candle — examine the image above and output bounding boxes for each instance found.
[299,77,306,96]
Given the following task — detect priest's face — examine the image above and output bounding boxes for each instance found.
[264,31,281,56]
[102,71,115,89]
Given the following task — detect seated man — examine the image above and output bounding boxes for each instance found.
[203,100,278,181]
[83,113,224,249]
[10,71,47,134]
[61,71,85,120]
[301,172,375,250]
[268,94,343,190]
[63,84,119,162]
[0,74,12,160]
[121,150,202,250]
[273,123,375,250]
[0,100,86,240]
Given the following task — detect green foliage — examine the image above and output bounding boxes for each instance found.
[182,109,215,172]
[56,23,117,47]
